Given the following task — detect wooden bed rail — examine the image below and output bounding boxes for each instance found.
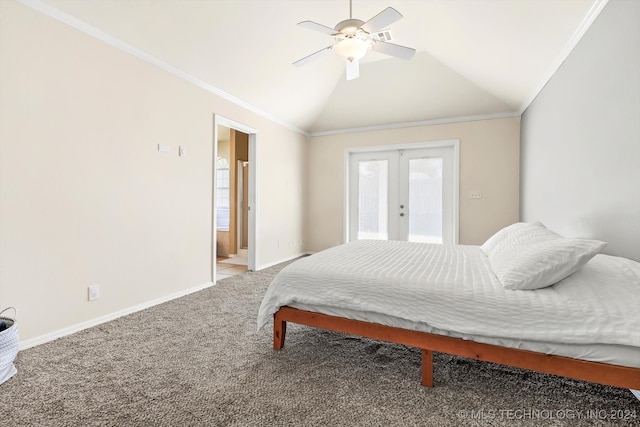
[273,307,640,389]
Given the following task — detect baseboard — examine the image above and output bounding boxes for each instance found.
[19,281,214,350]
[256,252,309,270]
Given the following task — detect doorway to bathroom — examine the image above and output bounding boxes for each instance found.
[213,115,257,282]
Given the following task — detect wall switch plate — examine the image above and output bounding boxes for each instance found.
[158,144,170,154]
[179,146,186,157]
[88,285,100,301]
[469,191,483,199]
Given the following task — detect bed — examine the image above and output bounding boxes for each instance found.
[257,223,640,390]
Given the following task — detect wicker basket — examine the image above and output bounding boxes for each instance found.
[0,307,18,385]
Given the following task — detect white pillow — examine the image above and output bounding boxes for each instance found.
[488,222,607,290]
[481,222,538,256]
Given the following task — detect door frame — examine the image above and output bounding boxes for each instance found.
[344,139,460,245]
[213,114,258,281]
[237,160,249,251]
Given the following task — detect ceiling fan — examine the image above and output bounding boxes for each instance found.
[293,0,416,80]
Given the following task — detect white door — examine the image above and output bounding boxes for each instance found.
[349,150,399,241]
[348,145,457,244]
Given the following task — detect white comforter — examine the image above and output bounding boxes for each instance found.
[257,240,640,347]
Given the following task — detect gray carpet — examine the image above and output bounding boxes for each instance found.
[1,261,638,426]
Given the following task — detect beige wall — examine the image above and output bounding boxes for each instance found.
[306,118,520,252]
[217,138,231,163]
[0,1,306,343]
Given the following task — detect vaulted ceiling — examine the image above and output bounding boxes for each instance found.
[34,0,602,135]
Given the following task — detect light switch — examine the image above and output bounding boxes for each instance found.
[470,191,483,199]
[158,144,170,154]
[179,146,186,157]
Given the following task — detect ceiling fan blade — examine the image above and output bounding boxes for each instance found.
[372,40,416,60]
[360,7,402,34]
[346,60,360,80]
[293,45,334,67]
[298,20,337,36]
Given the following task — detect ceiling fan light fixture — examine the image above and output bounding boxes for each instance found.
[294,3,414,80]
[334,37,371,62]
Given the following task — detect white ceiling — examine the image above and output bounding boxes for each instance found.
[36,0,602,135]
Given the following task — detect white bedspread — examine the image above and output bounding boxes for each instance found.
[257,240,640,347]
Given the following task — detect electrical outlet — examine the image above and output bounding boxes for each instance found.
[88,285,100,301]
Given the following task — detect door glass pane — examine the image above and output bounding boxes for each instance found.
[408,158,442,243]
[358,160,388,240]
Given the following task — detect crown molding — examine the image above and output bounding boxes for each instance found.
[308,112,520,138]
[518,0,609,115]
[17,0,603,140]
[16,0,309,137]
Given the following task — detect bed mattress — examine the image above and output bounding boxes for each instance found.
[257,240,640,367]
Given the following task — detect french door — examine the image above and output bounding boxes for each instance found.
[348,144,457,244]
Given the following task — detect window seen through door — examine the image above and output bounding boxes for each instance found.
[216,157,230,230]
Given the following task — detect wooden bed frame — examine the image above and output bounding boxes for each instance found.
[273,306,640,390]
